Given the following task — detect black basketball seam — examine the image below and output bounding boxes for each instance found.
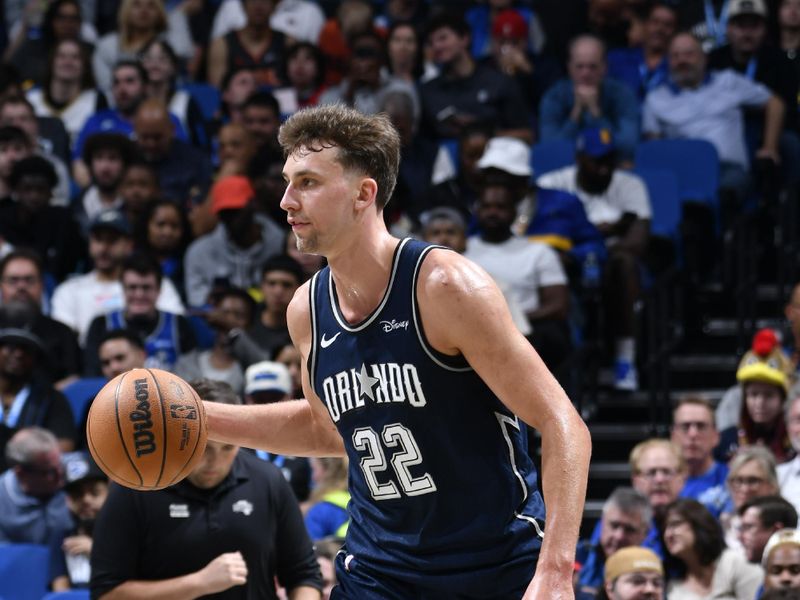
[145,368,168,488]
[166,382,204,486]
[114,370,144,487]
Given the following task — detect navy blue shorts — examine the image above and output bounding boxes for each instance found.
[329,548,535,599]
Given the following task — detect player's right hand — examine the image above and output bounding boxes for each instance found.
[199,551,248,592]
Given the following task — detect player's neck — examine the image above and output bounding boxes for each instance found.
[327,229,400,324]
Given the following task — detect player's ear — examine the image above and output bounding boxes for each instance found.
[354,177,378,212]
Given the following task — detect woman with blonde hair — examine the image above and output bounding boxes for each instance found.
[304,457,350,540]
[92,0,193,92]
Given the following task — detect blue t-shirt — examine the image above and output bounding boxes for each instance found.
[72,109,188,160]
[680,460,730,519]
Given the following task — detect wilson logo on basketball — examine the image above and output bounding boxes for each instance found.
[130,378,156,457]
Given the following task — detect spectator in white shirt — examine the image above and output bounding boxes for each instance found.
[778,391,800,514]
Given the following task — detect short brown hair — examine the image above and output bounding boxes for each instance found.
[278,105,401,210]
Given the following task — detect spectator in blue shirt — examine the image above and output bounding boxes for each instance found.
[539,34,640,161]
[671,397,730,519]
[607,3,678,101]
[72,60,186,189]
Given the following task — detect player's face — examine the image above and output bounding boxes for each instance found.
[99,339,145,379]
[0,258,43,306]
[670,404,718,466]
[766,546,800,589]
[281,145,366,255]
[601,506,648,557]
[606,571,664,600]
[122,271,160,317]
[745,381,784,425]
[632,446,685,510]
[66,479,109,521]
[739,506,774,563]
[187,440,239,489]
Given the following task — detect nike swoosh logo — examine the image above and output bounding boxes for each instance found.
[320,332,342,348]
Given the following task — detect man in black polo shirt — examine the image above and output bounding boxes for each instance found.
[420,11,531,142]
[90,379,322,600]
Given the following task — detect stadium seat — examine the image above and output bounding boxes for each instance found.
[62,378,107,425]
[531,139,576,177]
[634,139,719,205]
[181,83,221,121]
[41,591,91,600]
[0,543,49,600]
[632,167,681,240]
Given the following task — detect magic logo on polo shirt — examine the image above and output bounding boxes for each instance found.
[232,499,253,516]
[169,503,190,518]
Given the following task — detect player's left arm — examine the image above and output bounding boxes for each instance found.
[418,250,591,598]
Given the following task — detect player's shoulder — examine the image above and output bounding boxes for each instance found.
[286,278,313,340]
[418,247,498,304]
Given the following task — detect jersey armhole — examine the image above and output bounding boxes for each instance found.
[306,273,320,397]
[411,245,472,373]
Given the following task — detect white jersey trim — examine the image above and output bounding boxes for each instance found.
[328,238,410,333]
[411,245,473,373]
[308,273,320,397]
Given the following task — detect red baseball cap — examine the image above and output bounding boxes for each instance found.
[492,10,527,41]
[210,175,255,214]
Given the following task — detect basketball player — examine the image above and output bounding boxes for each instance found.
[204,105,591,598]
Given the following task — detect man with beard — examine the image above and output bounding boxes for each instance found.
[77,133,135,231]
[643,31,784,203]
[464,180,571,374]
[184,175,285,308]
[83,253,196,375]
[71,61,187,189]
[51,209,185,344]
[0,249,80,388]
[0,329,76,468]
[50,451,109,591]
[133,99,212,207]
[538,128,651,390]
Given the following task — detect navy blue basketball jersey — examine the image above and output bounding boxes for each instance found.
[106,310,181,370]
[309,238,545,593]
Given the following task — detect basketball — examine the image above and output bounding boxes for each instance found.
[86,368,208,490]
